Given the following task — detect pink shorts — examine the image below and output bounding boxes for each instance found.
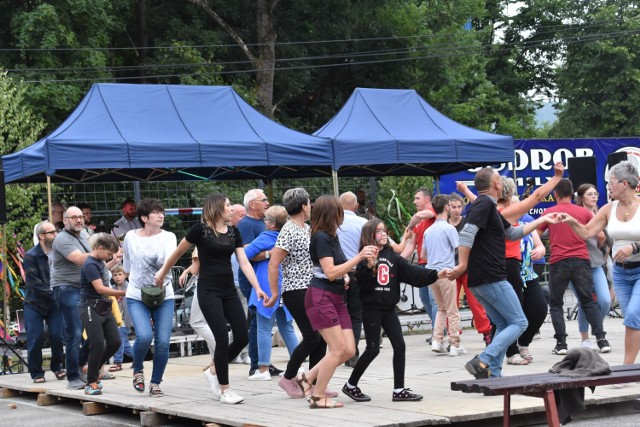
[304,287,352,331]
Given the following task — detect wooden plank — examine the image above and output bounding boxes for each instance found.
[36,393,58,406]
[82,401,110,416]
[0,388,19,398]
[140,410,171,427]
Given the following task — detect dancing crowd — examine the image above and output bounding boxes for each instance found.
[23,160,640,408]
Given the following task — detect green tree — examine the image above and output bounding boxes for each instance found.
[0,69,48,315]
[550,1,640,137]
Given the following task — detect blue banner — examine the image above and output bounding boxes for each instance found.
[439,138,640,217]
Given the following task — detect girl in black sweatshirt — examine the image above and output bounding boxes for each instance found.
[341,218,446,402]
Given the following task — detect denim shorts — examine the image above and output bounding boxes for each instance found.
[304,287,352,331]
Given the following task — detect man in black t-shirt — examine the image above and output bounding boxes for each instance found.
[448,167,558,379]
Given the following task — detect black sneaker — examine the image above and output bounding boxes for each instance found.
[425,336,433,345]
[392,388,423,402]
[248,367,257,377]
[465,355,490,379]
[597,339,611,353]
[552,342,568,355]
[341,383,371,402]
[268,364,284,377]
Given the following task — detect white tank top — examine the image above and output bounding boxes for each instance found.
[607,201,640,262]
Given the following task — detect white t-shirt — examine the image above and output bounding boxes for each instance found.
[123,229,177,301]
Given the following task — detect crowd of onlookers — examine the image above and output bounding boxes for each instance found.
[22,160,640,407]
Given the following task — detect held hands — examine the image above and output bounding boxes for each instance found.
[438,269,451,280]
[359,245,379,262]
[446,265,465,280]
[263,291,278,308]
[255,288,270,306]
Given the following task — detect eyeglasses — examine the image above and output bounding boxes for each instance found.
[584,192,599,197]
[65,215,84,221]
[607,179,622,187]
[41,230,57,235]
[255,198,269,203]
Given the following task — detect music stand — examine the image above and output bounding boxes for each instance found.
[397,283,423,314]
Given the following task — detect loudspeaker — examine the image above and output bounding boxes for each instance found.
[568,156,597,190]
[0,169,6,225]
[608,151,628,168]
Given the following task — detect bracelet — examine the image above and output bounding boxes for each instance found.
[632,243,640,254]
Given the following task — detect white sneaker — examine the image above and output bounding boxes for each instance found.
[203,368,221,399]
[232,353,251,364]
[220,388,244,404]
[580,339,596,350]
[431,341,447,353]
[449,345,468,357]
[248,369,271,381]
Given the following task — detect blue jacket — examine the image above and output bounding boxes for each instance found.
[244,230,292,320]
[23,244,55,315]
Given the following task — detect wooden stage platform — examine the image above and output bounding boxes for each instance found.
[1,316,639,426]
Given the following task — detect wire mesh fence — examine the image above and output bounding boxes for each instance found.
[44,177,375,266]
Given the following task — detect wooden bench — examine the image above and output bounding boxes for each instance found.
[451,364,640,427]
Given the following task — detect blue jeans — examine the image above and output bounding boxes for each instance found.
[240,282,258,370]
[24,304,64,379]
[256,308,299,366]
[469,281,528,377]
[113,326,134,363]
[53,285,82,381]
[612,265,640,329]
[419,286,438,326]
[127,298,175,384]
[571,266,611,334]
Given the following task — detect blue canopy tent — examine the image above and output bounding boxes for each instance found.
[314,88,514,179]
[2,83,334,184]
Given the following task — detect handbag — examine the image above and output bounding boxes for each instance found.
[141,285,166,308]
[93,297,113,316]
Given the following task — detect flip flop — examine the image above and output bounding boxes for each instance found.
[33,377,46,384]
[54,370,67,380]
[108,364,123,372]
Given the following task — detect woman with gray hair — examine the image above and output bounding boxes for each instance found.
[562,160,640,367]
[264,188,337,399]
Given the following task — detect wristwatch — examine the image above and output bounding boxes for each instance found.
[265,250,270,259]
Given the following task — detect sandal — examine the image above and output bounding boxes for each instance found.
[108,363,123,372]
[54,370,67,380]
[295,372,313,397]
[506,354,530,365]
[309,395,343,409]
[133,371,145,392]
[33,376,46,384]
[519,346,533,363]
[99,370,116,380]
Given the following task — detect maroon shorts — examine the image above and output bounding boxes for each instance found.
[304,287,352,331]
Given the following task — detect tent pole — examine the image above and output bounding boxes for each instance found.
[332,170,339,196]
[2,223,7,340]
[266,180,274,204]
[47,176,52,220]
[435,176,440,194]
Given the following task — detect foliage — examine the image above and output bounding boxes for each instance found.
[376,175,434,241]
[0,69,48,315]
[550,2,640,137]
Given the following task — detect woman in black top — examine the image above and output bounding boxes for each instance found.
[295,195,378,409]
[156,194,267,405]
[342,219,444,403]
